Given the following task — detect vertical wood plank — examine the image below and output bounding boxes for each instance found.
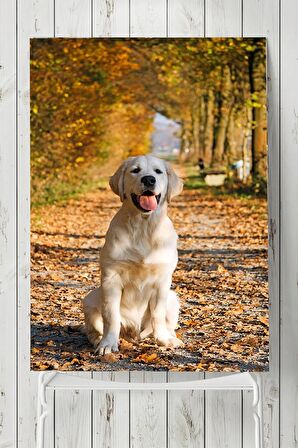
[130,0,167,37]
[204,2,243,445]
[166,8,205,447]
[167,3,205,443]
[31,0,54,36]
[280,1,298,447]
[128,3,168,448]
[205,0,242,37]
[243,390,255,448]
[43,388,54,448]
[0,1,17,447]
[243,2,280,447]
[18,1,55,447]
[93,372,130,448]
[55,0,92,37]
[168,372,205,448]
[92,5,130,445]
[55,374,92,448]
[94,0,130,37]
[205,389,242,448]
[53,4,93,448]
[167,3,206,444]
[168,0,204,37]
[130,372,167,448]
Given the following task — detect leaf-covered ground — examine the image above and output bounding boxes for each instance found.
[31,181,269,372]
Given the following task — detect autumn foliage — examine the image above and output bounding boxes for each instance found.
[31,38,266,204]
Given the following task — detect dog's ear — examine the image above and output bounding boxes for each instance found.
[109,159,131,201]
[166,162,183,203]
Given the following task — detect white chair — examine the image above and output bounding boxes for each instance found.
[37,371,263,448]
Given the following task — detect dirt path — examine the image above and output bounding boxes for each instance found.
[31,181,269,372]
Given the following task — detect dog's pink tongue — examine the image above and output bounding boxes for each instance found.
[139,195,157,211]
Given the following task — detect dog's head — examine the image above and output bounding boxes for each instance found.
[109,155,183,213]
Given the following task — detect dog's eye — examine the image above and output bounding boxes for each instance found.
[155,169,163,174]
[131,167,141,174]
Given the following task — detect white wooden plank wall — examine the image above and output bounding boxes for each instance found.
[1,0,297,447]
[92,372,130,448]
[94,0,130,37]
[242,2,280,446]
[205,0,242,37]
[91,3,131,447]
[18,2,54,447]
[130,0,167,37]
[204,3,245,447]
[130,372,167,448]
[0,2,17,448]
[55,0,92,37]
[168,0,204,37]
[52,6,93,447]
[280,1,298,447]
[168,372,205,448]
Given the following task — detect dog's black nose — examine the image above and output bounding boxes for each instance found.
[141,175,156,187]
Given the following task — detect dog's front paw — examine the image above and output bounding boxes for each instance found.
[166,336,184,348]
[95,335,119,355]
[155,331,184,349]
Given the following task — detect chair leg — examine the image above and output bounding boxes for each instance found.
[36,372,46,448]
[36,372,57,448]
[251,374,263,448]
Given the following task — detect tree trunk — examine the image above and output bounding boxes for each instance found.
[226,110,237,166]
[203,90,214,167]
[190,102,200,161]
[179,117,193,162]
[242,111,250,183]
[212,66,233,168]
[248,49,267,180]
[199,95,206,160]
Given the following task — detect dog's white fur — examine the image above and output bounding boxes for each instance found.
[83,155,183,354]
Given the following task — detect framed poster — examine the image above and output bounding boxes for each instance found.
[30,37,268,372]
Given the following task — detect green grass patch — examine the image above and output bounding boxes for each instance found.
[183,163,212,190]
[31,175,109,207]
[184,175,207,190]
[182,163,267,199]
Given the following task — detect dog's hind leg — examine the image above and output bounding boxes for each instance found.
[83,287,104,348]
[141,290,180,341]
[166,290,180,337]
[140,306,153,339]
[140,323,153,339]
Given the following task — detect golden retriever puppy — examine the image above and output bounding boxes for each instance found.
[83,155,183,354]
